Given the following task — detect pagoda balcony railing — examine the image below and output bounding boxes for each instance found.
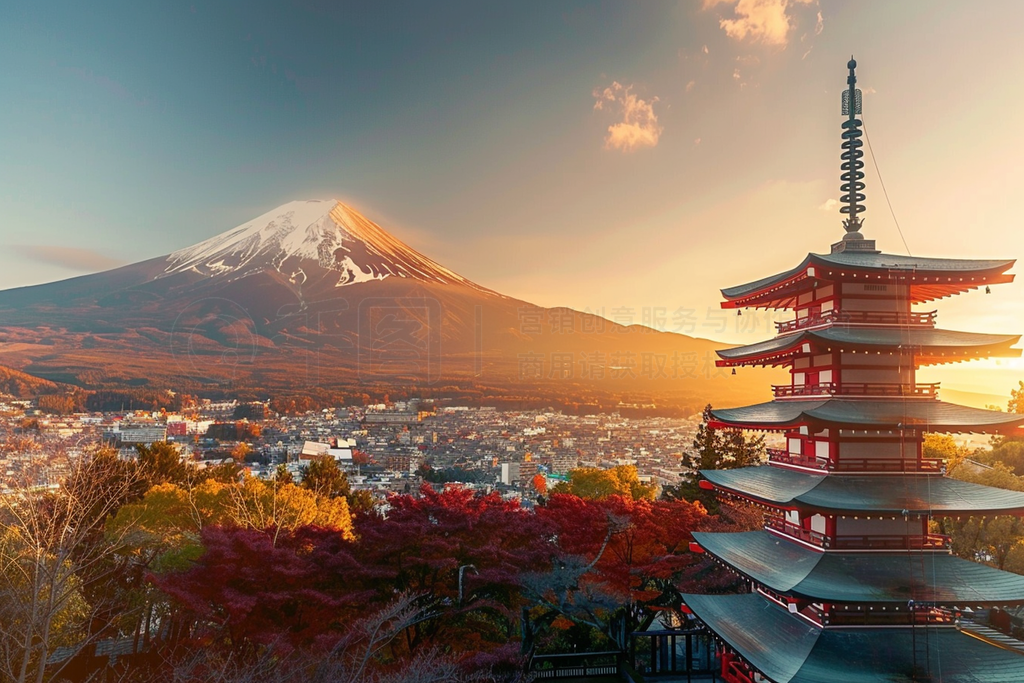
[767,518,951,551]
[771,382,940,398]
[766,519,830,548]
[832,533,951,551]
[775,309,937,334]
[825,607,956,627]
[767,448,827,470]
[722,660,755,683]
[768,448,944,473]
[833,457,944,473]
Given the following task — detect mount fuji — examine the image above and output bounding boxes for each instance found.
[162,200,491,292]
[0,200,769,406]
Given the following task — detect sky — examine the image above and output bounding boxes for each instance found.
[1,0,1022,398]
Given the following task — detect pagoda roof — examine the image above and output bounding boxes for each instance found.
[692,530,1024,606]
[683,592,1024,683]
[716,326,1020,367]
[700,466,1024,514]
[710,398,1024,432]
[720,252,1015,309]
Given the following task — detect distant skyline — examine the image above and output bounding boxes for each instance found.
[1,1,1022,398]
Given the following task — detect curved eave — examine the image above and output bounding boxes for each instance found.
[709,399,1024,434]
[720,253,1015,309]
[683,592,1024,683]
[700,466,1024,515]
[715,329,1021,368]
[721,256,812,310]
[692,530,1024,606]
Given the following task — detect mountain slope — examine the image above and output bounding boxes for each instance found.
[0,200,775,406]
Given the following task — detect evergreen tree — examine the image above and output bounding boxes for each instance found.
[301,455,351,499]
[664,404,764,511]
[685,404,764,474]
[136,441,189,487]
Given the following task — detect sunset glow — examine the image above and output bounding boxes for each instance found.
[1,1,1021,399]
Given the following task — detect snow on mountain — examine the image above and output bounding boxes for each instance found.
[163,199,492,293]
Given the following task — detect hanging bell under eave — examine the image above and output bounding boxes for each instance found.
[731,368,737,376]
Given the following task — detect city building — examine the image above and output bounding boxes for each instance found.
[683,59,1024,683]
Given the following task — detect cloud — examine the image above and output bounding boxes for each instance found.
[592,82,663,153]
[818,198,838,212]
[12,245,125,272]
[703,0,817,47]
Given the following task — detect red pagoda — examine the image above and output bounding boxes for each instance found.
[683,59,1024,683]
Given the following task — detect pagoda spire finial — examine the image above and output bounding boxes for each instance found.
[833,57,877,254]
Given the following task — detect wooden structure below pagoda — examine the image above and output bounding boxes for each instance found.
[682,59,1024,683]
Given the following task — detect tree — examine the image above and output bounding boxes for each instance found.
[526,493,719,650]
[153,525,366,653]
[989,440,1024,476]
[667,404,764,512]
[989,382,1024,455]
[109,477,353,561]
[274,464,294,486]
[350,485,554,656]
[0,450,145,683]
[301,455,351,499]
[942,462,1024,570]
[154,485,550,662]
[923,434,972,476]
[226,478,353,544]
[1010,380,1024,415]
[532,474,547,496]
[549,465,657,501]
[152,593,529,683]
[687,404,764,473]
[230,442,254,463]
[136,442,190,487]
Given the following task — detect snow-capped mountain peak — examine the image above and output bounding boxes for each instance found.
[163,199,488,291]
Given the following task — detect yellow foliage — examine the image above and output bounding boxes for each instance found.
[107,476,354,569]
[550,465,658,501]
[923,433,972,476]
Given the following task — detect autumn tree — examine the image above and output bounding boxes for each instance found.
[923,434,973,476]
[226,477,353,544]
[153,485,550,662]
[274,464,294,485]
[532,474,547,496]
[230,442,254,462]
[153,593,529,683]
[549,465,657,501]
[941,462,1024,570]
[1010,380,1024,416]
[526,493,714,649]
[0,450,145,683]
[351,485,555,656]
